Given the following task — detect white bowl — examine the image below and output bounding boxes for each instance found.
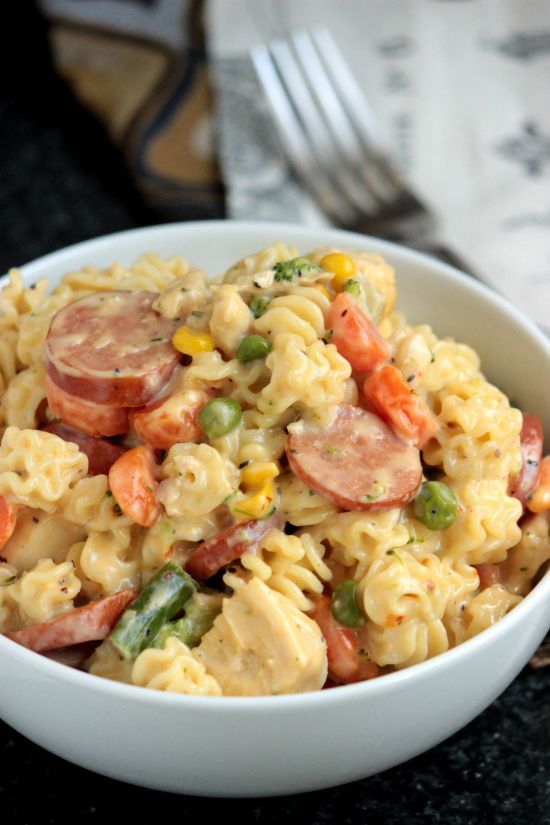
[1,221,549,797]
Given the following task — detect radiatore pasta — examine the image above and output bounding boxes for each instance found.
[0,244,549,696]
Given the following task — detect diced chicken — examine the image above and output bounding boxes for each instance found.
[194,577,327,696]
[153,269,210,320]
[209,285,252,357]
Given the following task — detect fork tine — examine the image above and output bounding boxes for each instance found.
[252,28,476,276]
[251,43,356,224]
[310,27,422,208]
[289,28,394,205]
[268,37,380,221]
[310,27,387,152]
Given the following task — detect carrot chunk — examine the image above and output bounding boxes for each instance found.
[527,455,550,513]
[363,364,436,447]
[326,293,391,372]
[108,445,162,527]
[0,497,17,551]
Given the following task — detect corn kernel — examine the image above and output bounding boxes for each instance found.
[241,461,279,489]
[230,480,277,520]
[320,253,356,291]
[172,326,214,356]
[312,283,331,300]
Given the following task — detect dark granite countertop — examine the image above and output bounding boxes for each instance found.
[3,665,550,823]
[1,6,549,823]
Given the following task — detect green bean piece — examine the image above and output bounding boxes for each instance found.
[249,296,272,318]
[109,562,198,659]
[237,335,272,363]
[199,397,242,439]
[152,592,224,650]
[413,480,458,530]
[331,580,365,628]
[342,278,361,296]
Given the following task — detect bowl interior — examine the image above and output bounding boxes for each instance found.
[20,220,550,446]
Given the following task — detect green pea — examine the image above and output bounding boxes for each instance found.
[199,397,242,439]
[331,580,365,627]
[413,480,458,530]
[237,334,272,363]
[342,278,361,296]
[249,296,272,318]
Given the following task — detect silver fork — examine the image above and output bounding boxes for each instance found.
[251,27,476,276]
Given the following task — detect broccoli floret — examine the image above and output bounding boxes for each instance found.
[273,257,321,282]
[342,278,361,296]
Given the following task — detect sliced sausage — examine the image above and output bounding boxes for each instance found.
[185,515,279,580]
[45,290,180,407]
[5,590,136,652]
[42,422,126,475]
[286,404,422,511]
[130,388,213,450]
[509,413,543,507]
[474,563,500,590]
[46,374,129,437]
[44,642,98,669]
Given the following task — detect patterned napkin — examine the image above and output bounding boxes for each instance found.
[206,0,550,333]
[39,0,550,332]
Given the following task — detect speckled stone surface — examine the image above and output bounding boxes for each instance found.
[1,5,550,823]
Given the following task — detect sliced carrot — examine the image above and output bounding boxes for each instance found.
[0,497,17,551]
[527,455,550,514]
[362,364,436,447]
[108,445,162,527]
[326,293,391,372]
[308,595,379,684]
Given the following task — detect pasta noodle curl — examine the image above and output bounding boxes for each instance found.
[10,558,81,627]
[132,637,222,696]
[0,427,88,511]
[225,528,332,612]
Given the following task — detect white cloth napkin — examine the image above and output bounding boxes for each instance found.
[206,0,550,333]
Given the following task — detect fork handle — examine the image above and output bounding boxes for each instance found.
[406,242,483,282]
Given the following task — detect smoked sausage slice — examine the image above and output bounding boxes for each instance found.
[45,374,129,437]
[45,290,180,407]
[286,404,422,512]
[186,515,279,580]
[308,595,379,684]
[42,422,126,475]
[5,590,136,652]
[509,413,543,508]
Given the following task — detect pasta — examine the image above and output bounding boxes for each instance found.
[0,243,547,699]
[224,527,332,612]
[132,637,222,696]
[0,427,87,512]
[10,558,81,626]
